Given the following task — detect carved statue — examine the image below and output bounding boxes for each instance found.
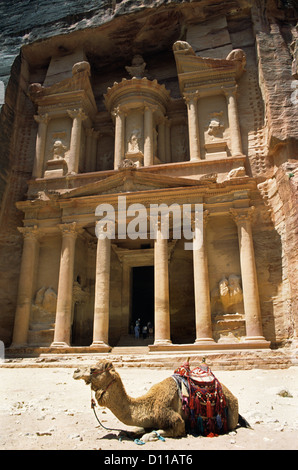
[206,118,224,138]
[211,274,243,313]
[52,140,66,160]
[127,130,141,153]
[125,55,147,78]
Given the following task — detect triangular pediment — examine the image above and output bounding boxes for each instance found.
[60,168,200,199]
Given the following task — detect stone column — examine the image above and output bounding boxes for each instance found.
[91,130,99,172]
[185,91,200,161]
[144,105,154,166]
[85,128,94,172]
[113,106,125,169]
[32,113,49,178]
[165,117,171,163]
[67,108,87,174]
[158,118,166,162]
[91,222,112,349]
[192,211,215,344]
[51,223,79,347]
[11,226,40,347]
[230,207,268,344]
[224,87,243,156]
[154,219,172,345]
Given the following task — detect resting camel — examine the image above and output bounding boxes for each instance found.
[73,360,245,441]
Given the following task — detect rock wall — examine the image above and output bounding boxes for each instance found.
[0,0,297,347]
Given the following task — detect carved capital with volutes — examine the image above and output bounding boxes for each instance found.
[183,90,200,106]
[34,113,50,125]
[230,206,255,226]
[67,108,87,121]
[58,222,82,238]
[18,225,41,241]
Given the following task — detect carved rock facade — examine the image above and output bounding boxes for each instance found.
[0,0,297,356]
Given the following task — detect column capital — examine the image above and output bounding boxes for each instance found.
[221,85,238,97]
[67,108,87,121]
[191,209,209,230]
[183,90,200,105]
[95,219,115,239]
[18,225,41,240]
[34,113,50,125]
[112,105,127,118]
[230,206,255,225]
[58,222,82,237]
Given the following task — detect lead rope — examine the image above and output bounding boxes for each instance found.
[90,390,165,445]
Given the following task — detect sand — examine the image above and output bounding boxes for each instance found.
[0,364,297,451]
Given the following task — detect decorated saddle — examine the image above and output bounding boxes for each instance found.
[172,360,228,437]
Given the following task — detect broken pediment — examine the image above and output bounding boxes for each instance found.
[173,41,246,95]
[59,168,201,199]
[28,60,97,118]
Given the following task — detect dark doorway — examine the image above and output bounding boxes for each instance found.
[131,266,154,332]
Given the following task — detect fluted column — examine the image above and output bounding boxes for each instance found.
[51,223,79,347]
[230,207,268,344]
[113,106,125,169]
[144,105,154,166]
[67,109,87,174]
[224,87,243,157]
[154,219,171,345]
[185,91,200,161]
[33,114,50,178]
[11,226,41,347]
[91,221,112,349]
[192,211,215,344]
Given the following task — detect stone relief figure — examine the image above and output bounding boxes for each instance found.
[127,129,141,153]
[206,117,224,139]
[125,55,147,78]
[30,286,57,332]
[34,286,57,313]
[52,140,67,160]
[211,274,243,313]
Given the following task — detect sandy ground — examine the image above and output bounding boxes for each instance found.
[0,364,297,452]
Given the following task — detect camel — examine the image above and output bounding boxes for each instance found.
[73,360,243,442]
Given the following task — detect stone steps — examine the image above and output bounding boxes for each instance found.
[2,347,297,370]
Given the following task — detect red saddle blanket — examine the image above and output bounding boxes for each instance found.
[172,361,228,436]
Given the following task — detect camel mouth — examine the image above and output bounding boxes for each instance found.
[73,368,91,384]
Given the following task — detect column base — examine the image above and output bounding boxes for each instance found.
[10,342,28,349]
[153,339,172,346]
[90,341,111,351]
[194,337,216,345]
[50,341,70,348]
[244,336,271,347]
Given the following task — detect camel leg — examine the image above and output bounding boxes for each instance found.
[142,411,185,441]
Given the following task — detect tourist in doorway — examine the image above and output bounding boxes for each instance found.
[134,323,140,339]
[142,325,147,339]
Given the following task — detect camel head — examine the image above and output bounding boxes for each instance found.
[73,360,116,393]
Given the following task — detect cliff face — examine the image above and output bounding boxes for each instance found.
[0,0,297,347]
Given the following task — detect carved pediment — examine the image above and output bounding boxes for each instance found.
[60,169,200,199]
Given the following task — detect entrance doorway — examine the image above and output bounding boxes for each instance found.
[131,266,154,335]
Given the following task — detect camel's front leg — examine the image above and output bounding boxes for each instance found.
[141,412,185,442]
